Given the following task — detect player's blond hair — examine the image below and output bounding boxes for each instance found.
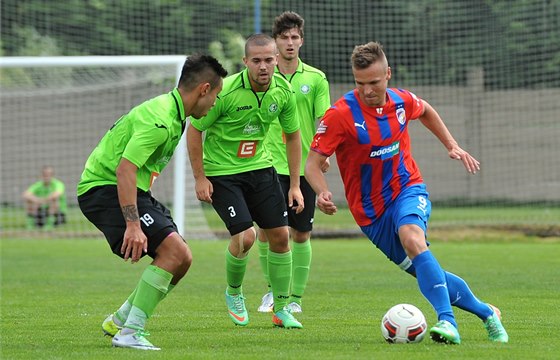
[351,41,388,70]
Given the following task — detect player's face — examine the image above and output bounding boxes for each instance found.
[41,168,53,184]
[275,28,303,61]
[243,43,278,92]
[353,61,391,107]
[192,80,223,119]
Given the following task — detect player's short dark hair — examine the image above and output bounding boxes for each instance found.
[272,11,304,38]
[178,54,228,91]
[351,41,388,70]
[244,34,276,56]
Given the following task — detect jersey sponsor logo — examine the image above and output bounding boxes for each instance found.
[243,122,261,135]
[316,120,327,134]
[396,107,406,125]
[369,141,400,160]
[236,105,253,111]
[300,84,310,94]
[268,103,278,113]
[237,140,258,158]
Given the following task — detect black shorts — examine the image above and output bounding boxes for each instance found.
[77,185,179,259]
[277,174,316,232]
[36,208,66,227]
[208,167,288,235]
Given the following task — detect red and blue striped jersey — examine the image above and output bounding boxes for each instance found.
[310,88,425,226]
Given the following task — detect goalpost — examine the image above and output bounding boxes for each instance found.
[0,56,215,239]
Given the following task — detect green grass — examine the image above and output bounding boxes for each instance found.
[2,204,559,235]
[2,237,559,359]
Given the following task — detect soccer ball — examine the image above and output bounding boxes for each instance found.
[380,304,427,343]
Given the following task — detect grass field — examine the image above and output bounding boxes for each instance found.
[2,236,559,359]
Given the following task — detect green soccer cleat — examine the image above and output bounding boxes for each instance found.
[102,314,121,337]
[272,307,303,329]
[225,290,249,326]
[484,305,509,343]
[112,329,160,351]
[429,320,461,344]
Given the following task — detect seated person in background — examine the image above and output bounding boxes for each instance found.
[22,165,67,230]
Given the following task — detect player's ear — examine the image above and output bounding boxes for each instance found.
[387,67,392,80]
[200,82,211,96]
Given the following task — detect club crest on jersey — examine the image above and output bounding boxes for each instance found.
[369,141,400,160]
[268,103,278,113]
[300,84,310,94]
[396,107,406,125]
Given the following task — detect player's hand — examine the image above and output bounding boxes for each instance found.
[316,191,337,215]
[288,186,305,214]
[448,146,480,174]
[321,157,331,173]
[195,177,213,203]
[121,223,147,263]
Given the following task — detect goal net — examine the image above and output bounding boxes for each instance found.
[1,1,559,235]
[0,56,216,239]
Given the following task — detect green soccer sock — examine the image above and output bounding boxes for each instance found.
[291,240,312,304]
[43,215,55,230]
[117,282,175,326]
[268,250,292,312]
[226,249,248,295]
[257,239,271,289]
[26,215,36,230]
[123,265,172,330]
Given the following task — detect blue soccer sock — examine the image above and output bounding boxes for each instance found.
[445,271,493,320]
[412,251,456,328]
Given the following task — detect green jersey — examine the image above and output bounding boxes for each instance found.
[77,88,187,195]
[27,178,67,213]
[265,60,330,175]
[190,69,299,176]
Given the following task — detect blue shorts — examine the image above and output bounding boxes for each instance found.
[360,184,431,274]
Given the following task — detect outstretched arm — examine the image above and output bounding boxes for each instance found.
[305,150,337,215]
[419,100,480,174]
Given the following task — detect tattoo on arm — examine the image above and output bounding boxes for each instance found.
[121,205,139,222]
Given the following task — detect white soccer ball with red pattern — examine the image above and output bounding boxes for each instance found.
[381,304,427,343]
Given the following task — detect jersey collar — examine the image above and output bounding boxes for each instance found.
[171,88,186,121]
[275,58,303,82]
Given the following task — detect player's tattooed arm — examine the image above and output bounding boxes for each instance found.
[121,205,140,222]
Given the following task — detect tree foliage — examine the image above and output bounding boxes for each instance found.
[1,0,558,88]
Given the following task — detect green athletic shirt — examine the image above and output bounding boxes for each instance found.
[27,178,67,213]
[77,88,186,195]
[190,68,299,176]
[265,60,331,175]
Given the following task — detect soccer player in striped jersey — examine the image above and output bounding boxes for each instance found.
[305,41,508,344]
[257,11,331,314]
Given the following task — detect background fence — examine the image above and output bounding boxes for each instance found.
[1,0,559,237]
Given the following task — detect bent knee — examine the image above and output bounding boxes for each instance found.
[158,233,192,273]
